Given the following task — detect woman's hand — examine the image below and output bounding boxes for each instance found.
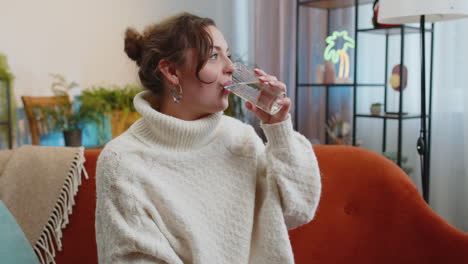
[245,68,291,124]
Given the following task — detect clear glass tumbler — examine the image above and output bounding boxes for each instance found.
[224,62,286,115]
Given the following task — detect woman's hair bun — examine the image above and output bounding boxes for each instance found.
[124,28,143,64]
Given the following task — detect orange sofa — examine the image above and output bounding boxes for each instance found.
[54,146,468,263]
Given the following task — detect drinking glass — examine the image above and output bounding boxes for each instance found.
[224,62,286,115]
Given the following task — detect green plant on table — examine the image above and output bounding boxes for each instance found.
[36,97,98,132]
[0,53,16,147]
[224,93,245,121]
[79,84,144,143]
[49,73,79,96]
[80,84,143,114]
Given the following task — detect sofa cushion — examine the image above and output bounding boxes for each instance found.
[0,200,39,264]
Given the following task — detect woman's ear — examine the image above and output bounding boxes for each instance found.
[158,59,179,86]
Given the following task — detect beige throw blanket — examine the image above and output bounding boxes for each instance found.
[0,145,88,264]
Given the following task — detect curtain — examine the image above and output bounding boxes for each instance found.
[250,0,298,139]
[429,19,468,232]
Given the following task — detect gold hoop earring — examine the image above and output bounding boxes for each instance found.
[170,84,183,103]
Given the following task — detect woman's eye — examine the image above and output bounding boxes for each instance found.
[210,53,218,60]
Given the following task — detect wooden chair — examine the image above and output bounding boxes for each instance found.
[21,96,70,145]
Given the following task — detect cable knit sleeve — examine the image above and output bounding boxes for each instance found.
[95,149,183,264]
[255,115,322,230]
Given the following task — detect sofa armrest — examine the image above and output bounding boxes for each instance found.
[289,145,468,264]
[54,149,101,264]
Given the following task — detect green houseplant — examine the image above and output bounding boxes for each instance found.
[36,97,98,146]
[49,73,79,96]
[33,74,99,146]
[224,93,245,121]
[370,102,383,116]
[0,53,16,148]
[80,84,143,139]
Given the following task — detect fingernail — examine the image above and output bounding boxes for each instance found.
[259,76,266,80]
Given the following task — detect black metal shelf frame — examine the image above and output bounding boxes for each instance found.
[294,0,433,171]
[355,114,429,120]
[358,25,433,35]
[297,83,384,87]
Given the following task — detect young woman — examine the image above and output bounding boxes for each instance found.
[95,12,321,264]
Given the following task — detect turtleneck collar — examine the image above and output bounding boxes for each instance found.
[131,91,223,151]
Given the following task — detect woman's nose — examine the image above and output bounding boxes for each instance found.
[225,61,236,75]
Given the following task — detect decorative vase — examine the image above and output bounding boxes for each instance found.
[315,64,325,83]
[324,61,336,84]
[389,64,408,91]
[63,129,82,146]
[372,0,400,28]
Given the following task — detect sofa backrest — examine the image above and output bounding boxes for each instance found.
[54,146,468,264]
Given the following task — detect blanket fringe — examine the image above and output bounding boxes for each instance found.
[33,147,89,264]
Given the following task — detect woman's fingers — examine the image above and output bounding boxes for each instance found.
[255,68,278,81]
[245,96,291,125]
[245,101,271,123]
[247,68,291,124]
[256,73,285,95]
[258,75,278,83]
[254,68,267,76]
[268,80,287,93]
[277,97,291,117]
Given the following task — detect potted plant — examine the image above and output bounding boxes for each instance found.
[370,102,383,116]
[33,74,98,146]
[80,84,143,139]
[0,53,16,148]
[37,97,98,146]
[326,115,352,145]
[224,93,245,121]
[49,73,79,97]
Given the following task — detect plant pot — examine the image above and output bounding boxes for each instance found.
[110,111,141,138]
[63,129,82,146]
[370,105,382,116]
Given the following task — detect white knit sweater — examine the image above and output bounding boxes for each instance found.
[95,91,321,264]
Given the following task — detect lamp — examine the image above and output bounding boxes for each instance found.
[378,0,468,203]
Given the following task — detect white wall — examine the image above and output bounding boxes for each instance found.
[0,0,240,105]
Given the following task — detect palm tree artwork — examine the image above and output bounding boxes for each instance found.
[324,30,355,82]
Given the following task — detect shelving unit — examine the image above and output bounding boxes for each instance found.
[352,24,433,166]
[295,0,364,144]
[295,0,433,169]
[0,77,13,149]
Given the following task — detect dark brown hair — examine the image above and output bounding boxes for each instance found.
[124,12,216,94]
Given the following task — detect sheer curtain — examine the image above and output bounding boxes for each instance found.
[249,0,297,138]
[253,0,296,107]
[429,19,468,231]
[251,2,468,231]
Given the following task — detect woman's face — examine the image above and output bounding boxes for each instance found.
[175,25,235,117]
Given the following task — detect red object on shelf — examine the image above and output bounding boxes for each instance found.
[372,0,400,28]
